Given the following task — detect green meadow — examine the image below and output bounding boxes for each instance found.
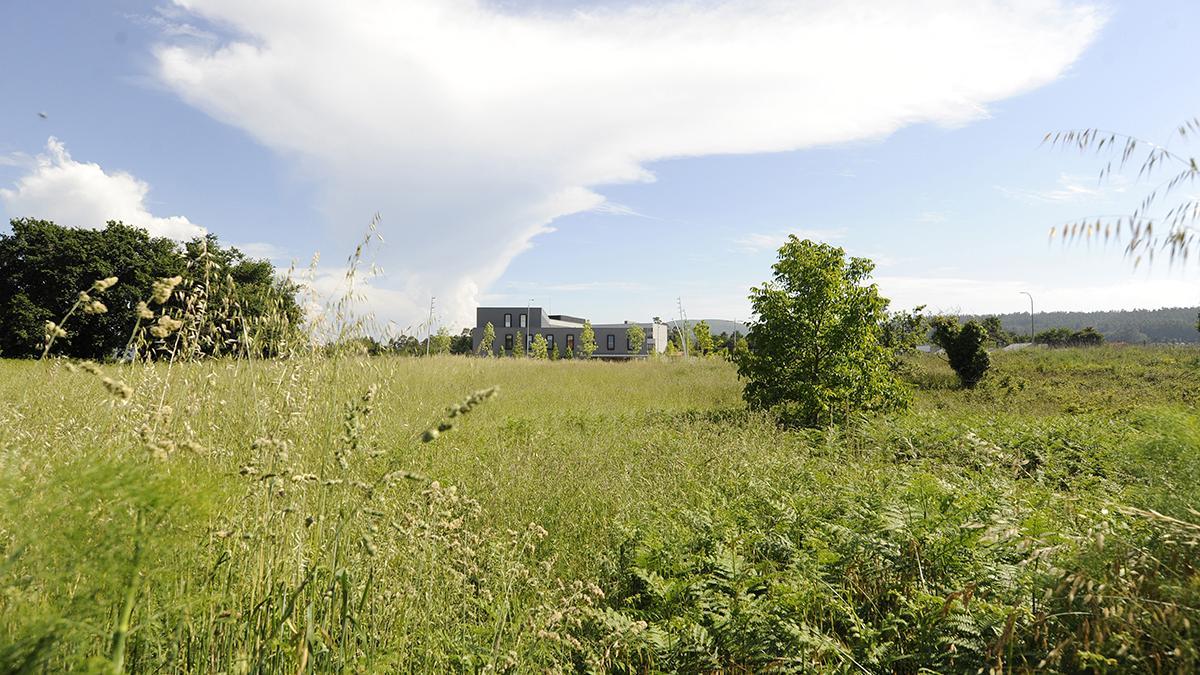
[1,347,1198,672]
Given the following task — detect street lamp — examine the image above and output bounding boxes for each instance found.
[1019,291,1034,343]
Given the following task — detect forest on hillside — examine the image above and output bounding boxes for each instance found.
[961,306,1199,344]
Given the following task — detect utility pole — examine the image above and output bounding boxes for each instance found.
[677,297,689,357]
[1020,291,1034,343]
[425,295,435,356]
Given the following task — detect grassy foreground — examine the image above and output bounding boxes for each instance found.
[1,347,1199,672]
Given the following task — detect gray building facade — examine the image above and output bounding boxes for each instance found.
[472,306,668,358]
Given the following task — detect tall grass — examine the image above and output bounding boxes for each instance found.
[1,269,1198,672]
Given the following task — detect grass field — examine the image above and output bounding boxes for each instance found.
[2,346,1199,672]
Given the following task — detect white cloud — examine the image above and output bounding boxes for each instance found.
[998,172,1128,203]
[155,0,1104,326]
[0,137,205,240]
[734,228,849,253]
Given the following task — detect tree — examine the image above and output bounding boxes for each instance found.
[980,315,1016,346]
[449,328,473,355]
[429,326,452,355]
[387,334,421,355]
[530,333,548,359]
[626,324,645,356]
[580,321,597,358]
[0,219,302,360]
[931,317,991,388]
[691,320,713,356]
[1071,326,1104,346]
[1034,327,1074,347]
[664,336,681,356]
[880,306,928,356]
[478,321,496,356]
[513,331,525,357]
[734,236,908,427]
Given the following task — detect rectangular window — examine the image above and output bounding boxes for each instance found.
[566,334,575,351]
[627,337,632,350]
[504,334,513,351]
[607,334,615,350]
[519,313,527,328]
[504,313,512,328]
[547,334,555,351]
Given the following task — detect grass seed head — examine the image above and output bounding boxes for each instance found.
[44,321,67,339]
[151,275,183,304]
[92,276,118,292]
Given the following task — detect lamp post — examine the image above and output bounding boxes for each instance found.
[1019,291,1034,343]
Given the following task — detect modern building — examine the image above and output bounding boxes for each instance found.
[472,307,668,358]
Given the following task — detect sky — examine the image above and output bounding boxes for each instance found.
[2,0,1199,332]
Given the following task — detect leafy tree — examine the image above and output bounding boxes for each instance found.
[387,334,421,355]
[429,327,452,355]
[880,305,928,356]
[478,321,496,356]
[1036,326,1105,347]
[1071,326,1104,346]
[734,236,908,427]
[0,219,301,360]
[513,331,525,357]
[449,328,473,355]
[691,321,713,356]
[664,336,681,356]
[530,333,548,359]
[626,324,646,355]
[1034,327,1074,347]
[931,317,991,388]
[562,342,574,359]
[580,321,596,358]
[980,315,1017,346]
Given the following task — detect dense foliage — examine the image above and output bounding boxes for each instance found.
[735,236,908,427]
[0,219,302,359]
[931,317,992,387]
[1036,326,1105,347]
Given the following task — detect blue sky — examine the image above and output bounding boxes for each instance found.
[3,1,1199,331]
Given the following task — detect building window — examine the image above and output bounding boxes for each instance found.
[503,313,512,328]
[547,334,555,352]
[566,334,575,352]
[627,337,632,351]
[607,334,615,350]
[504,334,513,351]
[520,313,527,328]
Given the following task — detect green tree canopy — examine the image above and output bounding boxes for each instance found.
[530,333,548,359]
[931,317,991,388]
[626,324,645,355]
[691,320,713,356]
[580,321,596,358]
[429,326,452,355]
[734,237,907,427]
[478,322,496,356]
[0,219,302,360]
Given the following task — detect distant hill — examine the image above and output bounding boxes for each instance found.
[961,307,1200,344]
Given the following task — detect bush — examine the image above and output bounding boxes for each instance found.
[931,317,991,387]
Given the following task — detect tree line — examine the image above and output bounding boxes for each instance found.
[0,219,303,360]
